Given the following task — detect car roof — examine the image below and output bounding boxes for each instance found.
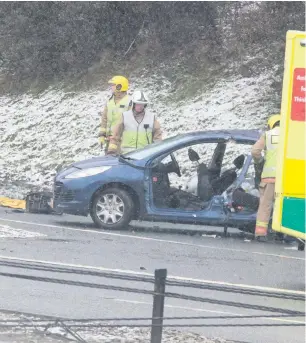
[173,129,261,143]
[123,129,261,161]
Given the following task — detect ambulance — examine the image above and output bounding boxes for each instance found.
[272,30,306,251]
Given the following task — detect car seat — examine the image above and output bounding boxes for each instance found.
[211,154,245,195]
[197,163,214,201]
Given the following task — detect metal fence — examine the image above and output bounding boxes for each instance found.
[0,258,305,343]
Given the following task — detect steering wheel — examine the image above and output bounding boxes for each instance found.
[170,153,181,177]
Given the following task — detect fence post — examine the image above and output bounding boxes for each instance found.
[150,269,167,343]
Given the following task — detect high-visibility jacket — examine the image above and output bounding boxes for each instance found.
[261,126,280,179]
[100,94,131,139]
[106,95,131,136]
[121,110,155,153]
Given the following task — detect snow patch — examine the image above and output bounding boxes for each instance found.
[0,224,45,238]
[0,72,280,198]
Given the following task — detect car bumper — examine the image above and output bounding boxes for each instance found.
[53,178,101,216]
[53,200,89,216]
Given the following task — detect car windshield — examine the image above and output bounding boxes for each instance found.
[123,134,183,160]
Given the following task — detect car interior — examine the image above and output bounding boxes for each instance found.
[150,142,260,212]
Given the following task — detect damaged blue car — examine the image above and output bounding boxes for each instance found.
[53,130,262,233]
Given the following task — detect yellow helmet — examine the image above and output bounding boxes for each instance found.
[267,114,281,129]
[108,75,129,92]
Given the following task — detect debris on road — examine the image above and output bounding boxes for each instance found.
[201,234,217,238]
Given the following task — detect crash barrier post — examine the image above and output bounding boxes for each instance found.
[151,268,167,343]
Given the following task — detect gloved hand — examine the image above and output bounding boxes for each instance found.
[99,136,105,150]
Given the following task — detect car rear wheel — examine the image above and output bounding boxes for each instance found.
[90,187,134,230]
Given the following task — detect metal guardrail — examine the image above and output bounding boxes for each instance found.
[0,259,305,343]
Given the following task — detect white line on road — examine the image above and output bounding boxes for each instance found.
[0,254,304,296]
[113,298,305,324]
[1,297,304,325]
[0,217,304,261]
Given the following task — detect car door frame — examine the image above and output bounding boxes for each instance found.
[142,138,229,226]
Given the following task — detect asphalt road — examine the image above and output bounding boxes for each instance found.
[0,207,305,343]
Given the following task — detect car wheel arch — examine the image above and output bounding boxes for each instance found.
[90,182,140,219]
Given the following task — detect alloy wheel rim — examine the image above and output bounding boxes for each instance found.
[96,193,124,224]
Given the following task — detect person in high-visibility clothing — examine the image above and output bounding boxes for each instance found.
[251,114,281,240]
[98,75,132,153]
[107,90,162,154]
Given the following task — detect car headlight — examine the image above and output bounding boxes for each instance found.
[64,166,111,179]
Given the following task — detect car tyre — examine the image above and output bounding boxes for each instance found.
[90,187,134,230]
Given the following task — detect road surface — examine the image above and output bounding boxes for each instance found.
[0,207,305,343]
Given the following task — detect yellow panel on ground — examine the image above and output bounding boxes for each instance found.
[0,197,26,210]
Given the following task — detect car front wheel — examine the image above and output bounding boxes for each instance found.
[90,187,134,230]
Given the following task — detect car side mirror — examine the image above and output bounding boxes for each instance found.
[188,148,200,162]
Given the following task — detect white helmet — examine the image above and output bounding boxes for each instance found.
[132,90,149,105]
